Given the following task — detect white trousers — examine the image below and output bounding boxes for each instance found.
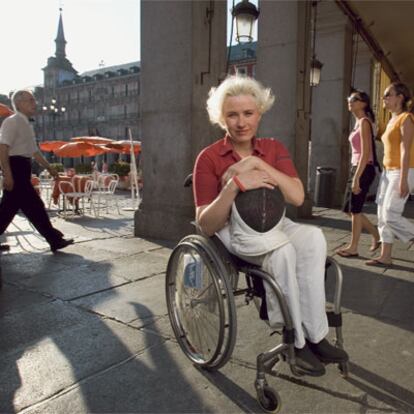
[376,169,414,244]
[218,218,329,348]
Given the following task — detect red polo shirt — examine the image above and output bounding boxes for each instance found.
[193,136,298,207]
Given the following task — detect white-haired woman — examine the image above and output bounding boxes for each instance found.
[193,75,348,377]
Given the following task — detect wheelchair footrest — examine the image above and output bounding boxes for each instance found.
[326,311,342,327]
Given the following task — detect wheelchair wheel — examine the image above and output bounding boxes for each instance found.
[257,385,281,413]
[166,235,237,370]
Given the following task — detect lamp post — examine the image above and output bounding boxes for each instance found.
[232,0,259,44]
[42,98,66,163]
[42,98,66,140]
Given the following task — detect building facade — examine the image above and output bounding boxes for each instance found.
[34,11,140,145]
[33,10,250,149]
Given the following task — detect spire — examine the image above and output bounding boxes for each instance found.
[55,8,67,59]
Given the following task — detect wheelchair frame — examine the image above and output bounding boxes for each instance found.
[166,233,348,412]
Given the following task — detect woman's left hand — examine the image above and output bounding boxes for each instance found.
[399,179,409,198]
[352,179,361,195]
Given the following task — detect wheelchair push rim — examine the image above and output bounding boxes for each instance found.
[166,235,237,369]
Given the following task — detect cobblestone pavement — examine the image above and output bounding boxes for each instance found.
[0,193,413,414]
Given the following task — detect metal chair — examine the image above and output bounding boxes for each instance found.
[58,179,96,218]
[94,178,120,216]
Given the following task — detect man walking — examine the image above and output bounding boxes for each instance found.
[0,89,73,252]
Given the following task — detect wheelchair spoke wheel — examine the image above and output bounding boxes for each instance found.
[166,235,237,369]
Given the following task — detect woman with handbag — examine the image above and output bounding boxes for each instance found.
[337,90,380,258]
[366,82,414,267]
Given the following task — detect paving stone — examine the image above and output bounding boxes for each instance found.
[91,250,168,282]
[15,262,129,301]
[22,341,241,414]
[0,300,163,413]
[72,274,167,325]
[0,283,52,317]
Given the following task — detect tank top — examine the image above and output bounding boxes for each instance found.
[382,112,414,169]
[349,118,374,166]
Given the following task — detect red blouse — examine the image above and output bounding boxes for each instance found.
[193,136,298,207]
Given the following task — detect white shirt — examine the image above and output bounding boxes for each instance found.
[0,111,38,158]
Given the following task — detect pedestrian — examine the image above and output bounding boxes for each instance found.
[336,90,380,258]
[0,89,74,252]
[366,82,414,267]
[193,75,348,377]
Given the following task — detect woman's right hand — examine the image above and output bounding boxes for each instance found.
[234,170,276,191]
[351,178,361,195]
[221,156,260,186]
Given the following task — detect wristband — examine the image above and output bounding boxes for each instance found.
[232,176,246,192]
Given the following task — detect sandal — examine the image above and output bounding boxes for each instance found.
[365,259,392,268]
[369,241,381,252]
[336,250,359,258]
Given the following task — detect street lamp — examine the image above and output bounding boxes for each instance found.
[42,98,66,140]
[310,58,323,87]
[232,0,259,44]
[310,1,323,87]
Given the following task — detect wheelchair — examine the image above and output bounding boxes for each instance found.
[165,182,348,413]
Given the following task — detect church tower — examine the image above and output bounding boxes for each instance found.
[43,8,77,93]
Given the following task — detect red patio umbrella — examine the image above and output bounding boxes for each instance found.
[54,142,108,158]
[39,140,67,152]
[0,103,13,117]
[70,136,114,145]
[104,140,141,155]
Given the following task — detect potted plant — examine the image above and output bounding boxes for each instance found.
[75,163,93,175]
[49,162,64,173]
[109,161,131,189]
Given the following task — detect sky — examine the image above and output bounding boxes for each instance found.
[1,0,257,97]
[0,0,141,96]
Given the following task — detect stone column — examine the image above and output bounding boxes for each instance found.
[309,1,354,206]
[135,1,226,241]
[353,39,373,93]
[256,1,313,218]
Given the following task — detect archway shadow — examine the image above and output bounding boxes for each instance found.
[198,358,414,413]
[325,263,414,333]
[345,361,414,413]
[0,252,208,413]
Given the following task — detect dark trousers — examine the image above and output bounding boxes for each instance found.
[0,156,62,246]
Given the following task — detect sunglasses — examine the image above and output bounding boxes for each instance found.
[347,96,363,103]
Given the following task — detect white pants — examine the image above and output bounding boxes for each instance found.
[376,169,414,244]
[218,218,329,348]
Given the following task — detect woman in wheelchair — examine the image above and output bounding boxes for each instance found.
[193,75,348,377]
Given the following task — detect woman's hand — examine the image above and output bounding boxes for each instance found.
[234,170,276,191]
[399,179,409,198]
[221,156,260,186]
[352,178,361,195]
